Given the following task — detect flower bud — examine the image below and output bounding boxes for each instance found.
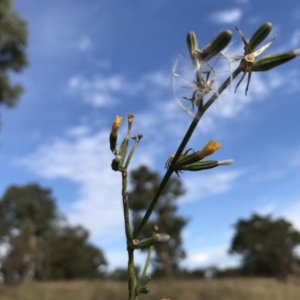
[248,22,272,51]
[135,236,157,249]
[187,31,198,55]
[138,275,151,286]
[157,234,170,243]
[200,30,232,62]
[253,50,300,71]
[174,140,221,168]
[111,156,122,171]
[137,286,150,294]
[182,159,234,172]
[109,115,122,152]
[182,160,219,171]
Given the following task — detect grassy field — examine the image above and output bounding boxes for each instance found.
[1,278,300,300]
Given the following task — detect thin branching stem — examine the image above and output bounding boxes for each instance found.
[203,65,243,112]
[128,248,137,300]
[122,171,132,242]
[141,245,153,277]
[121,171,137,300]
[125,140,139,169]
[134,66,243,240]
[134,108,203,239]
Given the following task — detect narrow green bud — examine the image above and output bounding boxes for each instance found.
[135,236,157,249]
[110,116,122,153]
[137,286,150,294]
[253,50,300,71]
[201,30,232,62]
[182,160,218,171]
[134,234,170,249]
[249,22,272,51]
[118,137,129,166]
[138,275,151,286]
[109,134,117,153]
[174,152,200,168]
[157,234,170,243]
[187,31,198,54]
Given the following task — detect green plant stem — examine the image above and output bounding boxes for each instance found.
[122,171,137,300]
[122,171,132,243]
[134,66,242,239]
[128,248,137,300]
[141,245,153,277]
[124,140,139,169]
[203,65,243,112]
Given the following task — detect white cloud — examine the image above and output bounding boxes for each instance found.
[17,130,125,241]
[209,9,242,24]
[249,170,286,183]
[255,202,275,215]
[289,146,300,167]
[78,36,92,51]
[66,125,91,137]
[185,245,239,269]
[182,170,241,203]
[283,201,300,231]
[68,74,130,107]
[67,69,172,108]
[291,29,300,48]
[105,250,148,272]
[16,125,162,244]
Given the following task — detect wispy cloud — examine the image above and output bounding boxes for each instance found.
[209,9,242,24]
[68,74,136,107]
[185,244,239,269]
[67,69,172,108]
[255,202,275,215]
[78,36,92,52]
[182,170,241,203]
[291,29,300,47]
[17,130,125,241]
[284,201,300,231]
[15,124,162,244]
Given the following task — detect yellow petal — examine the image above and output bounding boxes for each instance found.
[111,115,122,137]
[197,140,221,159]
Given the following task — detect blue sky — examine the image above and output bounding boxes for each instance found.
[1,0,300,271]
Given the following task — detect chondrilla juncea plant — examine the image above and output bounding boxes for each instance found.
[109,22,300,300]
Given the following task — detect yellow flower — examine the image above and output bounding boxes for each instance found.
[196,140,221,159]
[111,115,122,137]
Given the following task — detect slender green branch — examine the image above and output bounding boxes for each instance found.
[128,248,137,300]
[203,65,243,112]
[122,170,137,299]
[141,245,153,277]
[124,138,140,169]
[122,171,133,243]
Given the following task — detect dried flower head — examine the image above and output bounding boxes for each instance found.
[232,26,276,95]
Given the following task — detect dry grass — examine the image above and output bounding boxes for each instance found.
[0,278,300,300]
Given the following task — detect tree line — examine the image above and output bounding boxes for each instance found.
[1,166,300,284]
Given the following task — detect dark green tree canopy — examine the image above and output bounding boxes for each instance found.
[129,165,188,277]
[229,213,300,280]
[0,0,28,107]
[0,183,107,283]
[0,183,57,239]
[43,225,107,280]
